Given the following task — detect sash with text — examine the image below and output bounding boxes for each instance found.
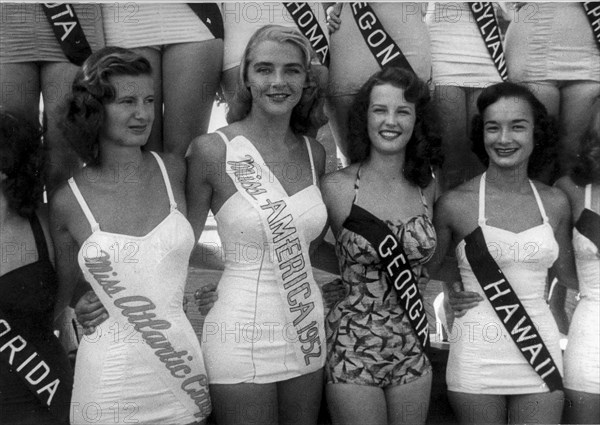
[464,226,563,391]
[343,204,430,350]
[469,2,508,81]
[187,3,225,40]
[575,209,600,250]
[583,2,600,48]
[42,3,92,66]
[283,3,330,67]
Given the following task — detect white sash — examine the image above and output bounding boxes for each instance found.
[81,246,211,421]
[223,134,325,372]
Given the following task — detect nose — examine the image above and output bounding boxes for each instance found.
[384,111,398,126]
[134,101,152,122]
[499,127,511,144]
[270,69,286,88]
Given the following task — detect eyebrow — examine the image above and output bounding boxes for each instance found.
[484,118,530,124]
[252,61,304,68]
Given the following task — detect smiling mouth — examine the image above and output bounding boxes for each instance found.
[379,130,402,140]
[495,147,518,156]
[266,93,290,101]
[129,125,148,134]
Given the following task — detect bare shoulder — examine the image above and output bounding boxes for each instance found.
[321,164,358,203]
[48,181,77,228]
[435,178,478,217]
[187,132,227,164]
[533,180,570,219]
[155,152,186,181]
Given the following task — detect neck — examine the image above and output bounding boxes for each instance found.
[245,109,295,148]
[485,163,530,192]
[97,142,144,172]
[363,149,407,181]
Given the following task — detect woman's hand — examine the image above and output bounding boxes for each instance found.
[195,284,218,316]
[447,281,483,318]
[326,3,342,34]
[75,291,108,335]
[321,278,348,308]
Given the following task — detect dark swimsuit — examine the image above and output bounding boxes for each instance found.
[0,214,72,424]
[325,166,436,388]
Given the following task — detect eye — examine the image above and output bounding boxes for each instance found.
[145,97,155,104]
[485,125,499,132]
[513,124,526,131]
[256,67,271,74]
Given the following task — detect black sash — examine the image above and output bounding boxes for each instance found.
[464,226,563,391]
[583,2,600,48]
[0,309,73,422]
[349,3,415,73]
[343,204,429,349]
[187,3,224,40]
[575,208,600,250]
[469,2,508,81]
[42,3,92,66]
[283,3,330,67]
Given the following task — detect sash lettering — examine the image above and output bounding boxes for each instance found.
[0,312,72,422]
[283,3,330,67]
[583,2,600,48]
[464,226,563,391]
[222,132,325,371]
[84,251,211,419]
[42,3,92,66]
[187,3,224,40]
[343,203,430,349]
[469,2,508,80]
[350,3,415,72]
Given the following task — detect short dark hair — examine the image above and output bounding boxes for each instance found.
[572,97,600,186]
[347,67,442,188]
[471,82,557,179]
[226,25,327,135]
[0,110,44,217]
[61,46,152,164]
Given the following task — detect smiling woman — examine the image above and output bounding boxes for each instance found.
[186,25,329,425]
[50,46,211,425]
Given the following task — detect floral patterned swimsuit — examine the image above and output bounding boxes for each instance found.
[325,166,436,388]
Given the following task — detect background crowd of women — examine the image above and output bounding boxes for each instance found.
[0,2,598,425]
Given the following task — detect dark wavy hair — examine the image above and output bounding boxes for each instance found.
[60,46,152,164]
[347,67,443,188]
[226,25,327,135]
[571,97,600,186]
[0,110,44,217]
[471,82,557,179]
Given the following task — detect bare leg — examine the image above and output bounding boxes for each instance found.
[210,382,278,425]
[324,94,354,166]
[221,67,239,105]
[558,81,600,176]
[277,369,323,425]
[522,81,560,184]
[435,85,485,189]
[326,383,388,425]
[41,61,81,191]
[162,39,223,155]
[133,47,163,152]
[386,373,432,425]
[563,388,600,424]
[507,390,564,424]
[448,391,507,425]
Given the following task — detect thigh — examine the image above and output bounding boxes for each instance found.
[386,373,432,425]
[558,81,600,171]
[447,391,507,425]
[277,369,323,425]
[162,39,224,154]
[507,391,564,424]
[563,388,600,424]
[210,382,278,425]
[324,94,355,164]
[41,61,82,189]
[221,67,239,105]
[0,62,40,120]
[523,81,560,117]
[326,383,387,425]
[133,47,163,152]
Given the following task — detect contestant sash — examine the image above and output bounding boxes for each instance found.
[575,209,600,250]
[42,3,92,66]
[283,3,330,67]
[343,204,430,349]
[464,226,563,391]
[0,308,73,422]
[187,3,224,40]
[81,248,211,420]
[583,2,600,48]
[349,3,415,73]
[469,2,508,81]
[222,133,325,372]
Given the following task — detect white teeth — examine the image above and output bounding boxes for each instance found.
[380,131,400,139]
